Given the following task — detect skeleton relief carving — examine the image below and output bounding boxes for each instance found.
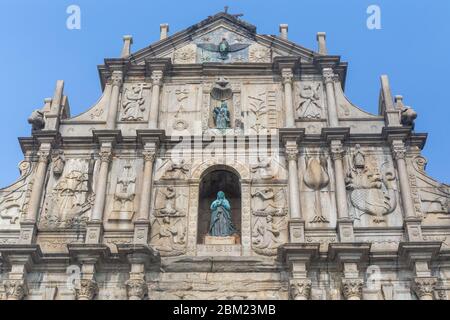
[297,83,322,119]
[0,161,33,226]
[110,162,136,222]
[120,84,150,121]
[40,159,94,229]
[345,145,398,223]
[303,154,330,223]
[151,186,187,256]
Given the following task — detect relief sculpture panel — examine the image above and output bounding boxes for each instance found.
[39,159,94,230]
[151,186,188,256]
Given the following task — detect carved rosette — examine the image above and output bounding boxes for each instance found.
[125,279,148,300]
[76,279,98,300]
[4,279,28,300]
[341,278,364,300]
[413,277,437,300]
[290,279,312,300]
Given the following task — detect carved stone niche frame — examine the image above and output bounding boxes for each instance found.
[187,159,252,256]
[202,78,243,135]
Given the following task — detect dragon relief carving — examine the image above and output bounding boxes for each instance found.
[39,159,94,230]
[345,145,398,223]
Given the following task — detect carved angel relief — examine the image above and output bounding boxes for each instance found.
[151,187,187,256]
[345,145,398,223]
[161,159,190,180]
[297,83,322,119]
[40,159,94,230]
[120,84,150,121]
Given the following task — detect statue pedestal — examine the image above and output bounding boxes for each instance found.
[204,236,237,245]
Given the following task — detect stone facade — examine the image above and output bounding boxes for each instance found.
[1,12,449,300]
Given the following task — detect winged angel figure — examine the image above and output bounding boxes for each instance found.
[198,38,250,60]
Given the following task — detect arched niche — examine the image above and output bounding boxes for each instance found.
[197,167,242,244]
[186,160,252,256]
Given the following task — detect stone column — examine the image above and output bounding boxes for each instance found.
[133,145,157,244]
[76,279,98,301]
[413,277,438,300]
[106,71,123,130]
[323,68,339,127]
[86,145,112,244]
[330,141,354,242]
[148,70,163,129]
[282,68,296,128]
[285,140,305,242]
[392,140,423,241]
[20,144,51,244]
[126,262,148,300]
[392,141,415,219]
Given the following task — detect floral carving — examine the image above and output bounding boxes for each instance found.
[4,279,28,300]
[125,279,148,300]
[76,279,98,300]
[290,279,312,300]
[341,279,363,300]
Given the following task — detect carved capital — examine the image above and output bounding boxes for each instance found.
[125,279,148,300]
[290,279,312,300]
[286,146,299,162]
[110,71,123,87]
[4,279,28,300]
[392,143,407,160]
[99,150,112,163]
[341,278,364,300]
[76,279,98,300]
[322,68,335,84]
[330,144,345,161]
[413,277,437,300]
[142,150,156,163]
[151,70,164,86]
[281,68,293,85]
[37,150,50,164]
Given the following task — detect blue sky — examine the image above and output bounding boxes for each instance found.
[0,0,449,187]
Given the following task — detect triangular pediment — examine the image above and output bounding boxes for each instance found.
[130,12,317,65]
